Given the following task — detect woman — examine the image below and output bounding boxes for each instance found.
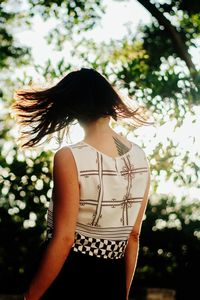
[12,67,151,300]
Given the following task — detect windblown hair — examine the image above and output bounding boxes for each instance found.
[12,67,151,149]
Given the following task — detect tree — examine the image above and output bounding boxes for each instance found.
[137,0,200,72]
[136,196,200,299]
[25,0,200,72]
[0,0,199,298]
[0,2,30,69]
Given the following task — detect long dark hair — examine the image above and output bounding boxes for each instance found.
[11,67,151,149]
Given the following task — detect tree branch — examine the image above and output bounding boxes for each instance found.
[137,0,196,72]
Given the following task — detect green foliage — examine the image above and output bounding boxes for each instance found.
[68,36,199,125]
[0,0,200,297]
[27,0,105,50]
[0,119,53,292]
[132,195,200,298]
[34,58,72,81]
[0,4,30,69]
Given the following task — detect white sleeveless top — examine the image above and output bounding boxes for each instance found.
[46,140,150,258]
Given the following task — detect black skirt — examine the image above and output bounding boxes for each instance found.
[30,240,127,300]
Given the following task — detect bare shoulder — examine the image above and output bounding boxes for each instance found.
[52,146,79,190]
[54,146,72,158]
[53,146,77,173]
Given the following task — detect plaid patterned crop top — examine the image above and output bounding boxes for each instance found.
[46,140,150,259]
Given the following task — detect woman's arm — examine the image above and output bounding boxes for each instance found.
[24,146,80,300]
[125,173,150,300]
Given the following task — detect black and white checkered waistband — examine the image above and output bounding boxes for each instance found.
[72,232,128,259]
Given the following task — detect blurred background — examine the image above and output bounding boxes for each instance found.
[0,0,200,299]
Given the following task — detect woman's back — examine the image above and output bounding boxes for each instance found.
[82,132,132,159]
[46,132,150,251]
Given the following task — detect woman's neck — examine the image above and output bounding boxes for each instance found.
[82,116,115,139]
